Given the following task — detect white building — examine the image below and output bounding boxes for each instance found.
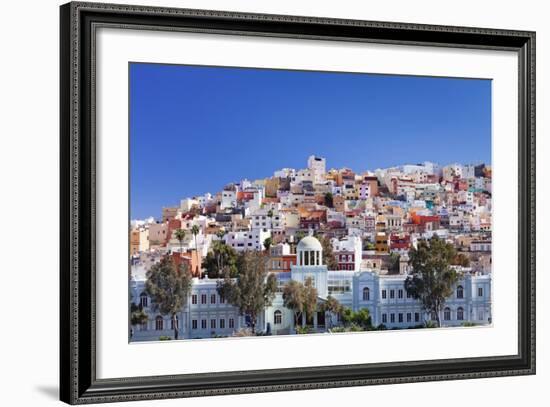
[332,235,362,271]
[307,155,326,184]
[443,163,463,181]
[131,235,492,341]
[224,229,272,252]
[220,189,237,209]
[130,277,245,341]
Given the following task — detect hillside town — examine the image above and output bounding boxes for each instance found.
[130,156,492,341]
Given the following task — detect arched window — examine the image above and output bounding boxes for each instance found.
[456,285,464,299]
[274,310,282,325]
[362,287,370,301]
[457,307,464,321]
[444,307,451,321]
[155,315,164,331]
[171,315,179,330]
[140,292,148,308]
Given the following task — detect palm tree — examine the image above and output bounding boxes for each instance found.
[191,224,200,277]
[174,228,186,253]
[267,209,274,227]
[321,295,342,329]
[216,229,226,241]
[263,237,273,252]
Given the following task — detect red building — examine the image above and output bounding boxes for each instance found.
[390,233,411,253]
[411,213,441,232]
[299,210,326,230]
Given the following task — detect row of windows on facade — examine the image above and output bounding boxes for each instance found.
[141,286,483,309]
[140,293,226,308]
[232,242,260,247]
[376,285,482,301]
[151,311,288,332]
[271,260,293,269]
[150,315,236,331]
[380,307,473,324]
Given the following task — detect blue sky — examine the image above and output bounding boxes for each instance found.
[130,63,491,220]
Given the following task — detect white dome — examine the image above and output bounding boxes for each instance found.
[297,236,323,251]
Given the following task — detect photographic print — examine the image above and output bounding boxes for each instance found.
[128,63,492,342]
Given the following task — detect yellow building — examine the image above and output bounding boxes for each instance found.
[375,232,389,253]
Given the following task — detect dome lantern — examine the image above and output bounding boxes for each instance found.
[296,234,323,266]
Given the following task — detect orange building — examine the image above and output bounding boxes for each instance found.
[130,229,140,257]
[267,254,297,273]
[171,250,202,278]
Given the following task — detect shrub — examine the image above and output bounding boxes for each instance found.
[296,326,314,334]
[232,328,254,337]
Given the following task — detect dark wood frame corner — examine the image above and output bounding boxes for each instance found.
[60,1,535,404]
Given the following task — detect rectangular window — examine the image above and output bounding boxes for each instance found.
[211,294,216,304]
[219,295,225,304]
[415,312,420,322]
[406,291,412,299]
[192,319,197,329]
[398,313,403,323]
[390,290,395,299]
[390,313,395,323]
[398,289,403,299]
[201,319,207,329]
[220,319,225,329]
[201,294,207,304]
[478,287,483,297]
[229,318,235,329]
[211,319,216,329]
[191,294,197,305]
[406,313,412,322]
[381,290,387,299]
[382,314,387,323]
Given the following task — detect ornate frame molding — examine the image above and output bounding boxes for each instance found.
[60,2,535,404]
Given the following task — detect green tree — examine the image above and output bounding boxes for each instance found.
[453,252,471,267]
[282,280,305,329]
[303,277,319,325]
[174,228,186,252]
[294,231,306,243]
[324,192,334,208]
[319,295,342,328]
[351,308,372,328]
[340,307,371,330]
[145,256,193,340]
[202,240,239,279]
[283,277,318,328]
[130,302,148,336]
[191,224,200,276]
[263,237,273,252]
[404,236,460,327]
[388,252,401,273]
[316,234,338,270]
[363,239,376,251]
[216,251,277,333]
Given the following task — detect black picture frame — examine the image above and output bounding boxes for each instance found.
[60,2,536,404]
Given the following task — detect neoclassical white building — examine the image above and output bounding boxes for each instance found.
[130,235,491,341]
